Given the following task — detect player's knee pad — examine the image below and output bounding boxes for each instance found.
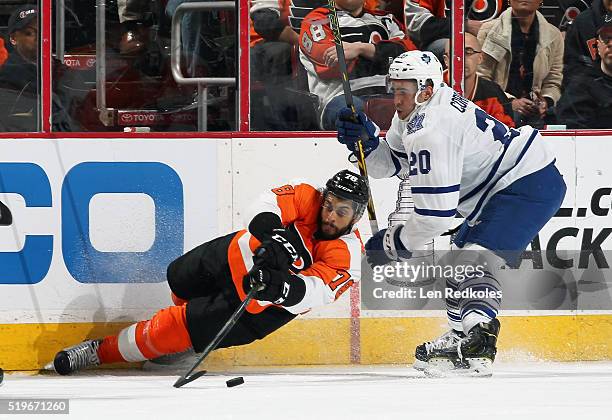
[143,305,192,355]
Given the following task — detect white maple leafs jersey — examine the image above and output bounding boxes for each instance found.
[364,84,555,251]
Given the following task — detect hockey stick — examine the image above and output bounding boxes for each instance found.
[173,263,265,388]
[326,0,379,234]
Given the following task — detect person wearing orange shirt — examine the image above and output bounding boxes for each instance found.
[300,0,416,128]
[50,170,368,375]
[0,37,8,67]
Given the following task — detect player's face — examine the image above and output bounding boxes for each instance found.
[390,80,418,120]
[317,194,356,240]
[509,0,542,16]
[11,21,38,63]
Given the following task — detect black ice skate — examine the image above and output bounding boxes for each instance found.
[425,319,501,377]
[49,339,102,375]
[414,329,465,371]
[457,318,501,375]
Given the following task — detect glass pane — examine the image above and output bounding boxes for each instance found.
[0,2,40,132]
[52,0,237,132]
[471,0,610,130]
[249,0,407,132]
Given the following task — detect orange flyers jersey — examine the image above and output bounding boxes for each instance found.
[227,182,364,315]
[0,38,7,67]
[250,0,381,46]
[299,7,414,80]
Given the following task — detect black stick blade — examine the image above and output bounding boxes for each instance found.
[173,370,208,388]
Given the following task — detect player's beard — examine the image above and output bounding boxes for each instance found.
[314,213,349,240]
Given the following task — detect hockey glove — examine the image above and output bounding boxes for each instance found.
[243,267,305,307]
[365,225,412,266]
[254,228,302,270]
[336,108,380,157]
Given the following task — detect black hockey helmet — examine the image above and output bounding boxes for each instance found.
[323,169,370,221]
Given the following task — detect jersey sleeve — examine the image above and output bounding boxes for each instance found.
[404,0,445,44]
[243,182,318,229]
[282,234,362,314]
[299,8,354,80]
[355,113,410,178]
[397,113,464,250]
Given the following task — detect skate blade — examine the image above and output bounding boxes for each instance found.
[412,359,428,372]
[424,358,493,378]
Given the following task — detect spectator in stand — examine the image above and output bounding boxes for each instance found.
[117,0,147,55]
[443,33,515,127]
[0,5,76,132]
[563,0,612,88]
[404,0,505,62]
[300,0,416,129]
[0,5,39,131]
[477,0,563,128]
[0,37,8,67]
[249,0,305,87]
[556,19,612,128]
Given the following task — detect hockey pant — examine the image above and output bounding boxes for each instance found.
[446,162,566,333]
[98,233,296,364]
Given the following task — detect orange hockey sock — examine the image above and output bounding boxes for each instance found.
[98,305,193,364]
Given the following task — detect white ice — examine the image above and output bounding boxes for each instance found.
[2,362,612,419]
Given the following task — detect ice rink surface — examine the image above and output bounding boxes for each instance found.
[2,362,612,419]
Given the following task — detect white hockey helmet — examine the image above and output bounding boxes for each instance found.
[387,51,444,101]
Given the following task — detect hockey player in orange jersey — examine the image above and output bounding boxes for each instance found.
[50,170,369,375]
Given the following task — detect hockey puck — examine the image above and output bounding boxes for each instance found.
[226,377,244,387]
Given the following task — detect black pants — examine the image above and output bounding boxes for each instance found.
[166,233,296,352]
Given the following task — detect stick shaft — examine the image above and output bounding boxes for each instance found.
[174,281,259,387]
[326,0,379,234]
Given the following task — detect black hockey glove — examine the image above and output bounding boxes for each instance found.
[254,228,302,270]
[336,108,380,157]
[0,200,12,226]
[243,267,306,306]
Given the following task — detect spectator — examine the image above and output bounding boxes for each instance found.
[556,19,612,128]
[249,0,304,86]
[443,33,515,127]
[0,37,7,67]
[404,0,505,62]
[0,5,39,131]
[117,0,147,55]
[0,5,77,132]
[563,0,612,88]
[477,0,564,128]
[299,0,416,129]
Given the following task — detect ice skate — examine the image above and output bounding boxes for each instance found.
[424,319,501,377]
[49,339,102,375]
[414,329,465,371]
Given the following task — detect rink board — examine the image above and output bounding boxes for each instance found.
[1,134,611,370]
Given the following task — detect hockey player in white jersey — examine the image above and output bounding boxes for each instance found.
[336,50,566,375]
